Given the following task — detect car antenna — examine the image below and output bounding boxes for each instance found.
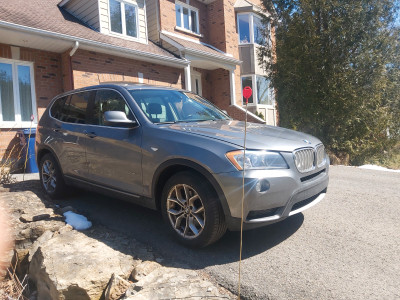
[237,86,252,299]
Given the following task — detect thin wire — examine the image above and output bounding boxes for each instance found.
[237,101,248,300]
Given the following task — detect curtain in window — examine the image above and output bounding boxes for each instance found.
[183,7,190,29]
[18,65,33,122]
[110,0,122,34]
[125,4,137,37]
[0,62,15,121]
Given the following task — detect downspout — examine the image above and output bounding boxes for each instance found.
[69,41,79,90]
[179,51,191,91]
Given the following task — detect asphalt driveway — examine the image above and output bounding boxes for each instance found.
[18,165,400,299]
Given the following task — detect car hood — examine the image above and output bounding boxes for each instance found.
[161,120,322,152]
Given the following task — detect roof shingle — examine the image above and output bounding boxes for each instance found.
[0,0,180,60]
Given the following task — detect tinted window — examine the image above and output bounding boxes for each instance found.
[91,89,133,126]
[62,92,90,124]
[50,96,67,120]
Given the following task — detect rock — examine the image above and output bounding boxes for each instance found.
[58,224,73,234]
[29,230,54,261]
[123,267,232,300]
[130,261,161,282]
[104,274,131,300]
[14,219,65,250]
[29,230,135,300]
[20,212,51,223]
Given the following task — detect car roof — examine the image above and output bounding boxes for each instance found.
[87,82,185,92]
[51,82,189,101]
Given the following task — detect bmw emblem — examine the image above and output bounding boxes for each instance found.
[303,139,311,144]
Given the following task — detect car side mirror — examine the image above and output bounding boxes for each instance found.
[103,111,137,128]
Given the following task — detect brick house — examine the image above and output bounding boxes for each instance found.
[0,0,275,162]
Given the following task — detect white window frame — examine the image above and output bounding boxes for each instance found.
[241,74,274,107]
[108,0,140,40]
[237,13,270,45]
[175,1,200,35]
[0,58,37,128]
[190,70,202,96]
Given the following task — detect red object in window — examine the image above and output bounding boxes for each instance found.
[243,86,252,104]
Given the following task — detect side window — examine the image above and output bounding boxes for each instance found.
[62,92,90,124]
[92,89,133,126]
[50,96,67,120]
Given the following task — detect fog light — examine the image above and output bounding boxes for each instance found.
[256,179,270,193]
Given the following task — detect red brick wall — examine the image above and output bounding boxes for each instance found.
[68,49,184,89]
[0,44,63,160]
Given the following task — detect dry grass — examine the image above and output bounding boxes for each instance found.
[0,144,23,185]
[368,141,400,170]
[0,256,30,300]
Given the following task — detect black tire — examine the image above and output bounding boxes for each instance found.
[39,153,67,199]
[161,171,227,247]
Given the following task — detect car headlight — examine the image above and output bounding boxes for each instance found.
[226,150,289,170]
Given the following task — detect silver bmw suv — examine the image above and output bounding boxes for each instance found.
[36,83,329,247]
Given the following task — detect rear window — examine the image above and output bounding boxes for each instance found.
[50,96,67,120]
[51,92,91,124]
[64,92,90,124]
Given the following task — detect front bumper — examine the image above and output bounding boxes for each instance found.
[214,154,329,231]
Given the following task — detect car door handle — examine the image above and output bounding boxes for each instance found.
[54,123,61,132]
[83,130,97,138]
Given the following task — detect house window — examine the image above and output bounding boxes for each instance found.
[0,59,36,127]
[238,14,250,44]
[241,75,274,106]
[256,76,273,105]
[175,1,199,34]
[238,13,268,45]
[109,0,138,38]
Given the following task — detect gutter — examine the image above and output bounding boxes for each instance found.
[185,48,242,65]
[0,20,189,68]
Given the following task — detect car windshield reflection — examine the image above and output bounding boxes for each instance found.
[128,89,231,124]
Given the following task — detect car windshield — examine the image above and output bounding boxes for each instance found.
[128,89,231,123]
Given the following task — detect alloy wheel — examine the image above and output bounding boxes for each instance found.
[166,184,206,238]
[41,160,57,193]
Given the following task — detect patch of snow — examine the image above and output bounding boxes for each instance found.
[63,211,92,230]
[358,164,400,173]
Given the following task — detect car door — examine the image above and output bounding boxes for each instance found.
[51,91,93,179]
[85,88,143,195]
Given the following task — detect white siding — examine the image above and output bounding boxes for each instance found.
[64,0,100,30]
[99,0,148,43]
[146,0,159,42]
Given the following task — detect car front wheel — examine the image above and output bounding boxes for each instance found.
[161,171,227,247]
